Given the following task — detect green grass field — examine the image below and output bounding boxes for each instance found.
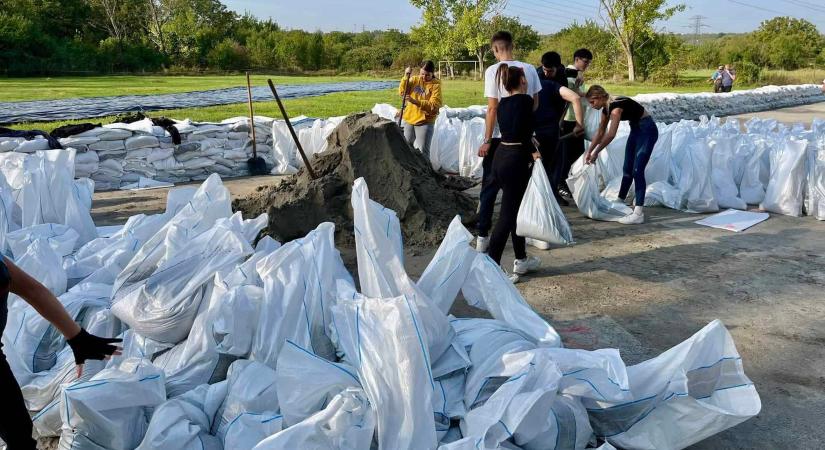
[0,72,775,130]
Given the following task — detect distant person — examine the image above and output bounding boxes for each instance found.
[476,30,542,279]
[584,85,658,225]
[821,78,825,94]
[486,63,541,282]
[721,64,736,92]
[1,256,121,450]
[534,51,585,207]
[558,48,592,199]
[710,65,724,93]
[398,60,443,160]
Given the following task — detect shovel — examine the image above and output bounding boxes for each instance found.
[397,70,413,127]
[267,79,317,179]
[245,72,268,175]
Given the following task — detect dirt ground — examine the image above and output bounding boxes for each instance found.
[89,103,825,449]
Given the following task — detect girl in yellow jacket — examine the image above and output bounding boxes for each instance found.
[398,60,442,160]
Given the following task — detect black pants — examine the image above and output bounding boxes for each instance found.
[534,129,562,199]
[0,352,37,450]
[477,139,500,237]
[488,144,532,265]
[721,85,732,93]
[559,121,584,190]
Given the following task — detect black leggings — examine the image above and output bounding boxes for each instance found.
[487,144,532,265]
[0,352,37,450]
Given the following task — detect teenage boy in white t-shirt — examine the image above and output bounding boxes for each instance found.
[475,31,542,255]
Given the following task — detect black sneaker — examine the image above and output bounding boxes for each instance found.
[558,187,572,198]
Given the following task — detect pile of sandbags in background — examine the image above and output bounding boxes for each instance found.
[570,113,825,220]
[1,169,762,450]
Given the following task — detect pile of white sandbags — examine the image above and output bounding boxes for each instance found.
[1,170,762,450]
[568,114,825,220]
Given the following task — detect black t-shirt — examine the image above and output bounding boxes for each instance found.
[534,79,566,134]
[603,96,646,122]
[497,94,535,145]
[0,257,10,350]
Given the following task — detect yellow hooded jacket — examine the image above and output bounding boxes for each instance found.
[399,75,442,126]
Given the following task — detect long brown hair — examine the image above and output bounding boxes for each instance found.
[496,64,525,94]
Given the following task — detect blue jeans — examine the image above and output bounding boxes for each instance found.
[619,116,658,206]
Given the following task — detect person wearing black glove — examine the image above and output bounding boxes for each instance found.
[0,256,121,450]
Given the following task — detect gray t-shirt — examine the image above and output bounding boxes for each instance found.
[721,70,734,87]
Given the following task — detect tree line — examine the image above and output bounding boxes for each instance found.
[0,0,822,82]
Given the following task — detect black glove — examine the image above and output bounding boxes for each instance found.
[67,329,122,365]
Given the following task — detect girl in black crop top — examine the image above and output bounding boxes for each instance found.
[582,85,659,225]
[486,64,542,279]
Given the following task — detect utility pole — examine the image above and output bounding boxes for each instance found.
[684,15,709,45]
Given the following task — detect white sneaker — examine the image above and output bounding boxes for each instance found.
[476,236,490,252]
[513,256,541,275]
[501,266,521,283]
[618,211,645,224]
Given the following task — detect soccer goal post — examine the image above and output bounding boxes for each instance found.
[438,60,482,80]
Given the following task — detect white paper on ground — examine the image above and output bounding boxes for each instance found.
[695,209,769,232]
[119,177,174,191]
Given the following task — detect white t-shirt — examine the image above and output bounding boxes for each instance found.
[484,60,542,100]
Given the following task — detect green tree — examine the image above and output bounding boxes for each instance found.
[753,17,823,69]
[527,21,619,79]
[599,0,685,81]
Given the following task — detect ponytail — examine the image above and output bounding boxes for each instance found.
[496,63,525,94]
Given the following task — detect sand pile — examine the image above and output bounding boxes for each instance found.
[234,113,477,246]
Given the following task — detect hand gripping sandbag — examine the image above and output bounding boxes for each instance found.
[351,177,453,361]
[585,320,761,450]
[567,156,632,222]
[517,162,573,245]
[332,295,438,450]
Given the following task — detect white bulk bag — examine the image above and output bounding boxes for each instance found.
[461,253,561,347]
[567,156,633,221]
[417,216,476,313]
[585,320,761,450]
[709,136,747,210]
[517,162,573,245]
[761,138,808,216]
[332,294,436,450]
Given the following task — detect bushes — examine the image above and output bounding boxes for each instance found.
[732,62,762,85]
[207,39,250,71]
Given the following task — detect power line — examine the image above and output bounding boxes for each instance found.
[512,0,599,18]
[726,0,793,16]
[683,15,709,44]
[505,4,586,25]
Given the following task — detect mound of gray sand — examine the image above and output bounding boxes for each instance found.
[234,113,477,246]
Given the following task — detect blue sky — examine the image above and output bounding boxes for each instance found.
[222,0,825,34]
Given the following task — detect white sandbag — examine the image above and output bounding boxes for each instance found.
[761,137,808,216]
[585,320,761,450]
[331,295,437,450]
[16,138,51,153]
[252,222,354,366]
[567,156,633,221]
[252,387,375,450]
[13,239,67,297]
[371,103,398,121]
[137,395,223,450]
[213,360,282,449]
[646,124,673,184]
[430,114,461,172]
[125,135,160,151]
[583,105,603,141]
[806,137,825,220]
[709,136,747,210]
[275,340,360,427]
[58,358,166,450]
[595,133,629,185]
[517,162,573,245]
[6,223,79,259]
[644,181,682,209]
[0,137,26,152]
[417,216,476,313]
[111,218,253,344]
[89,140,126,152]
[458,118,484,178]
[96,128,133,141]
[739,136,771,204]
[675,136,719,213]
[461,253,561,347]
[350,177,453,360]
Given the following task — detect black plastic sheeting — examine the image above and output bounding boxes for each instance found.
[1,80,396,124]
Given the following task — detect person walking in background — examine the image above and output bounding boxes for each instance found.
[710,65,724,93]
[584,85,659,225]
[0,256,121,450]
[721,64,736,92]
[475,30,542,254]
[533,52,585,207]
[486,64,542,282]
[558,48,592,199]
[399,60,443,160]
